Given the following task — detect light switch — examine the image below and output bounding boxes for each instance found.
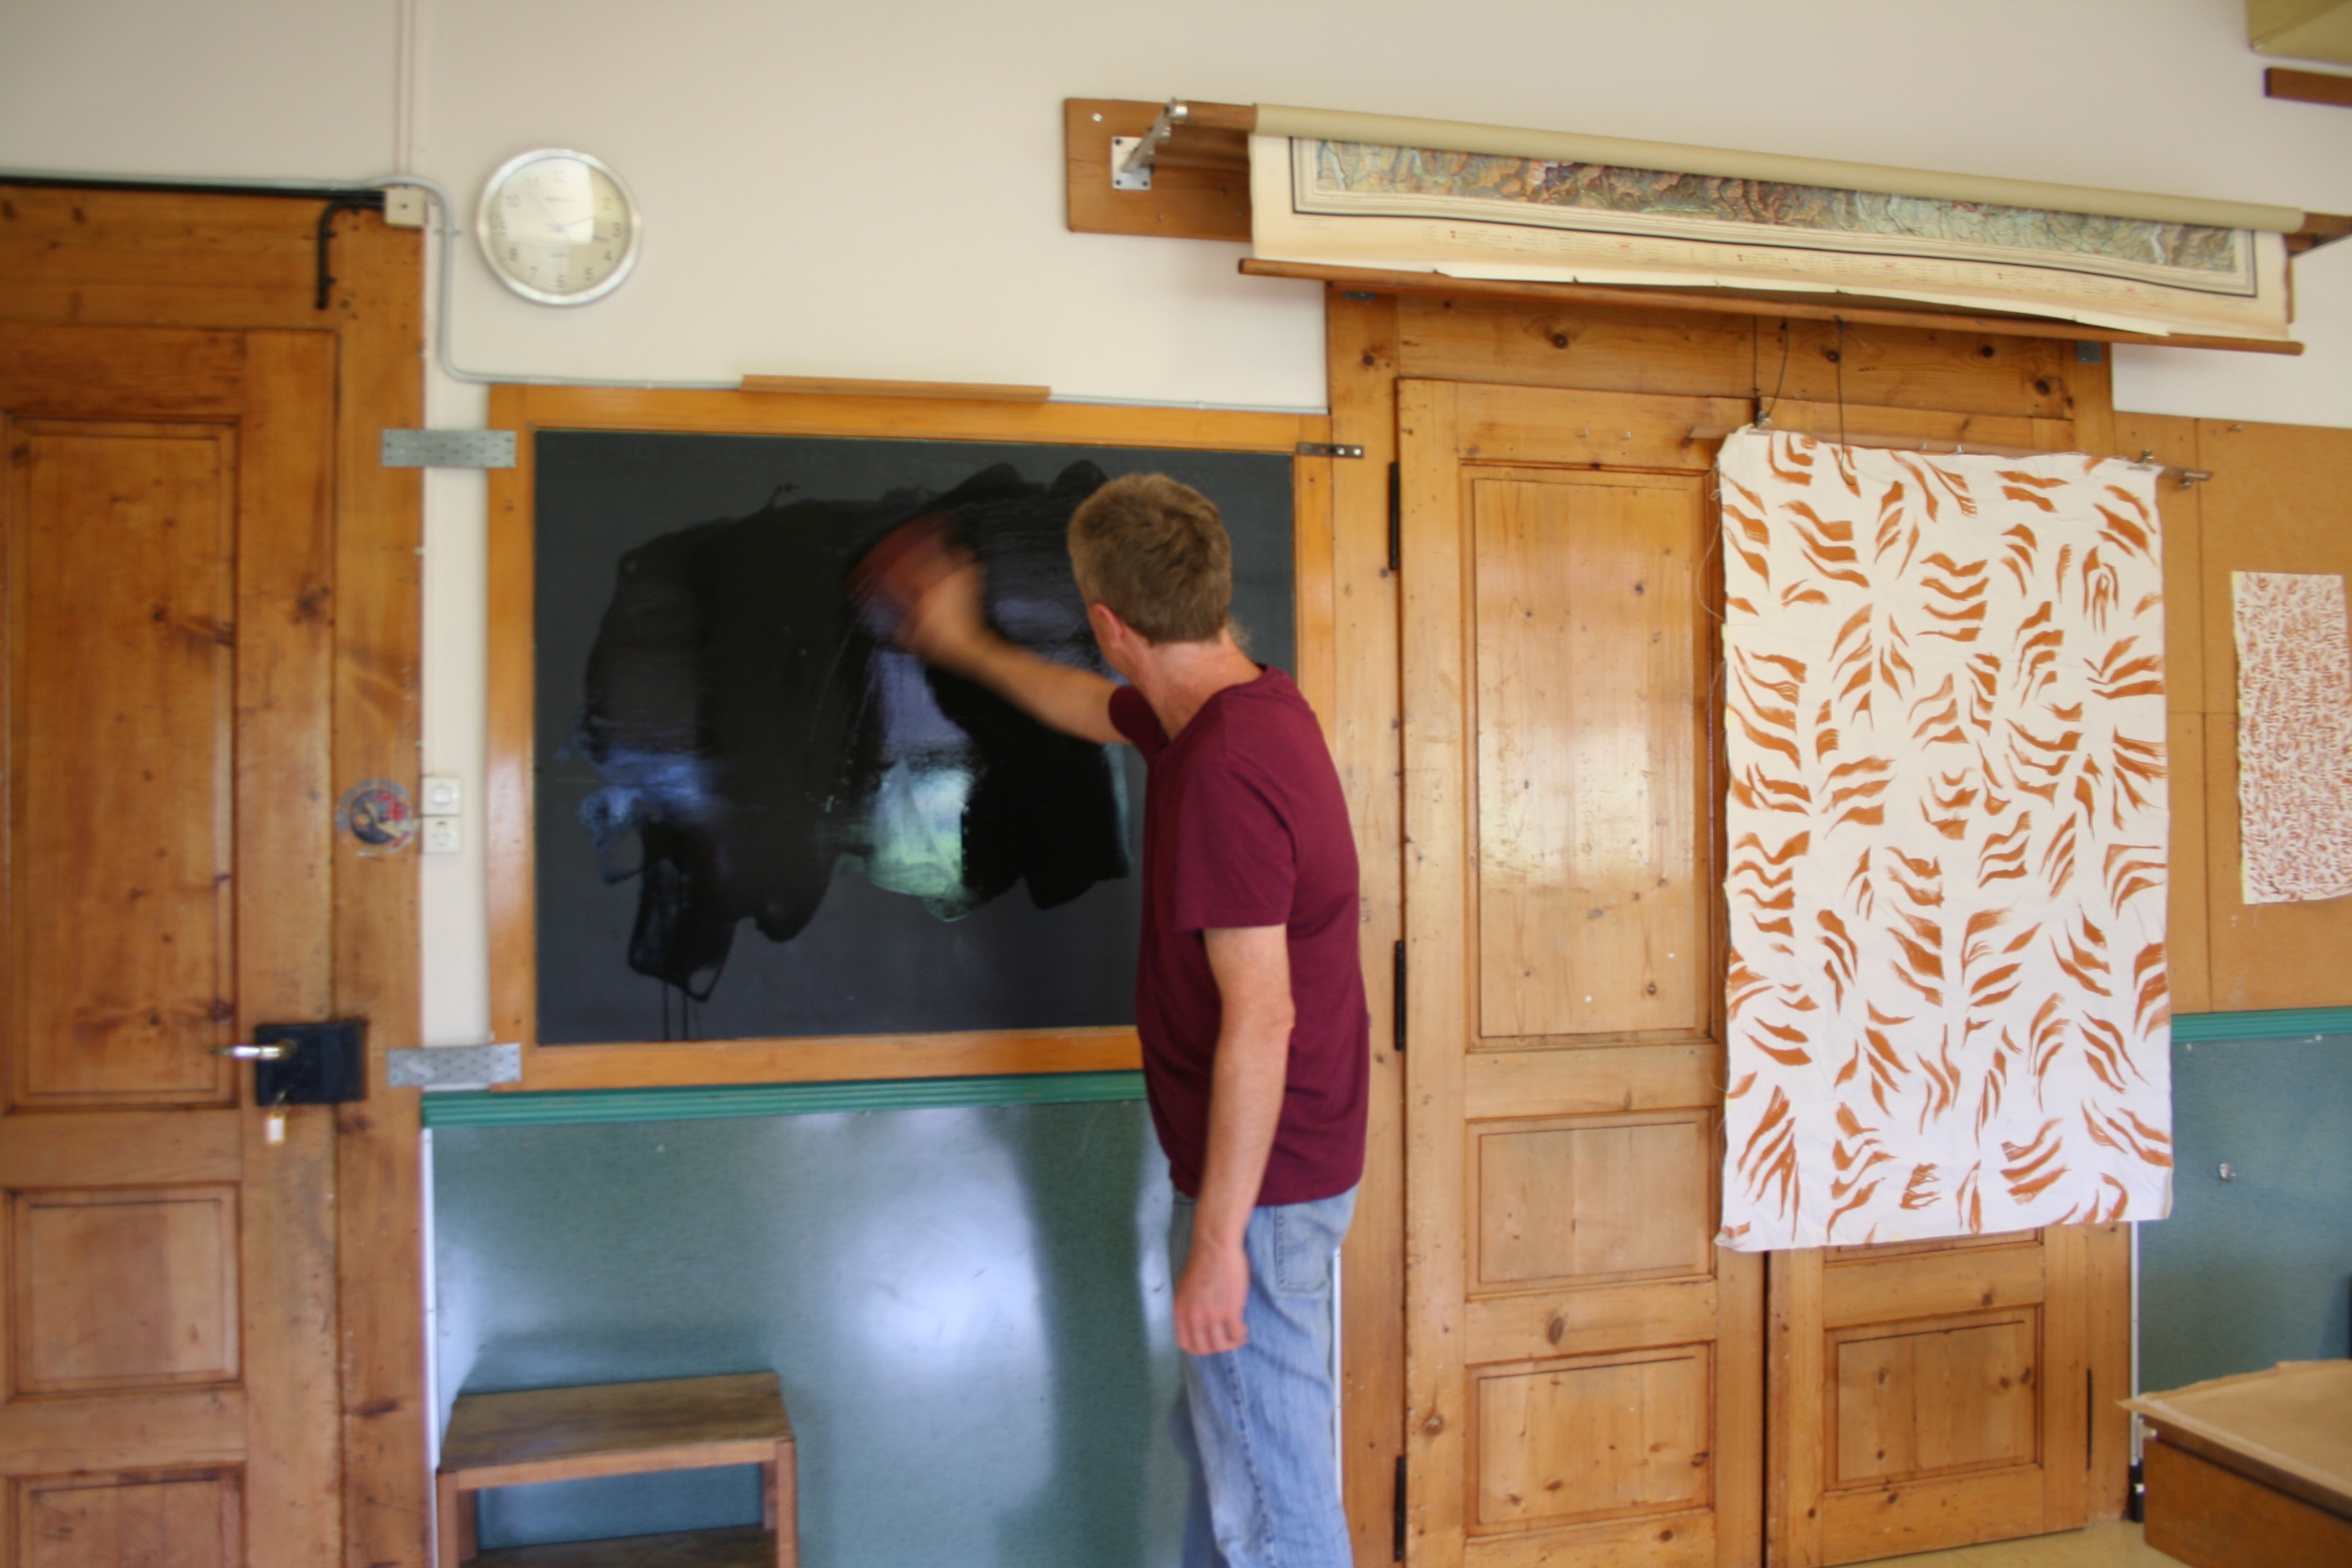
[422,817,462,855]
[421,775,463,817]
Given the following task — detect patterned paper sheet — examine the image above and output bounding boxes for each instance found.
[2234,571,2352,904]
[1718,431,2172,1250]
[1250,136,2293,341]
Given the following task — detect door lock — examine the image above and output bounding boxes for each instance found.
[213,1021,368,1104]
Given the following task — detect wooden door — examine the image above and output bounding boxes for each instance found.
[0,323,340,1567]
[1399,378,1764,1568]
[1744,399,2105,1568]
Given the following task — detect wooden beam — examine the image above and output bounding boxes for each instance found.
[1238,259,2308,355]
[2267,65,2352,107]
[740,374,1049,402]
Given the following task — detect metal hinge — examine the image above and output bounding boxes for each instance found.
[381,429,517,469]
[1393,939,1407,1056]
[1387,461,1403,572]
[1392,1452,1407,1561]
[387,1043,523,1091]
[1296,442,1365,459]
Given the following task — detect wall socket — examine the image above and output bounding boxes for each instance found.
[421,775,462,816]
[422,817,462,855]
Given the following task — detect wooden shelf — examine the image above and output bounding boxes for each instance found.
[438,1374,796,1567]
[1237,259,2308,356]
[472,1526,778,1568]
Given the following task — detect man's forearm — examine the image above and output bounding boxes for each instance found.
[943,633,1122,745]
[1191,926,1296,1250]
[1191,1008,1290,1250]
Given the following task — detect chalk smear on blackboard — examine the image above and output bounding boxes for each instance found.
[532,431,1294,1043]
[572,461,1130,1001]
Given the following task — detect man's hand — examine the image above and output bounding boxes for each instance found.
[855,514,1124,746]
[1175,1234,1251,1356]
[864,518,994,676]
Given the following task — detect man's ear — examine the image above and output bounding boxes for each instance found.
[1086,600,1127,651]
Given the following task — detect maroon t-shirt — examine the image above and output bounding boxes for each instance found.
[1110,669,1369,1206]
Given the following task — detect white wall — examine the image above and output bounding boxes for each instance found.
[5,0,2348,1045]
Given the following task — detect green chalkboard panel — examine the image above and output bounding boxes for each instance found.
[2138,1032,2352,1392]
[431,1101,1186,1565]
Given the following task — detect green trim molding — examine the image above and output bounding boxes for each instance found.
[417,1069,1147,1129]
[417,1009,2350,1129]
[2171,1007,2352,1044]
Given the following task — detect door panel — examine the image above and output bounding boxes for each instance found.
[18,1469,242,1568]
[1471,476,1704,1040]
[12,426,238,1109]
[0,326,341,1568]
[1401,378,1762,1568]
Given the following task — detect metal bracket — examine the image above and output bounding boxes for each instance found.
[380,429,517,469]
[387,1043,523,1092]
[1111,99,1190,191]
[1296,442,1365,459]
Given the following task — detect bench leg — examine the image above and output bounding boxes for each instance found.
[434,1475,476,1567]
[771,1443,798,1568]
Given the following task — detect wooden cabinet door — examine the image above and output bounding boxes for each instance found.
[1768,1230,2095,1566]
[1398,378,1763,1568]
[0,325,340,1567]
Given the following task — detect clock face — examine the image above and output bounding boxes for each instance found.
[476,150,640,306]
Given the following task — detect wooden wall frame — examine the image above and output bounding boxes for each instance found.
[485,385,1335,1092]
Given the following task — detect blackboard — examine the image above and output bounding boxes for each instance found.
[533,432,1294,1045]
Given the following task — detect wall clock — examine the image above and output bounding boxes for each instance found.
[476,148,642,306]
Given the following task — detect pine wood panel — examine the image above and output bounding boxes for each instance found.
[1471,1348,1713,1529]
[1465,1279,1720,1366]
[0,188,321,327]
[0,324,244,419]
[1397,299,2078,417]
[16,1469,242,1568]
[7,422,238,1109]
[1830,1310,2039,1484]
[234,330,344,1568]
[2108,413,2210,1017]
[1472,474,1708,1040]
[1452,389,1746,472]
[1324,289,1407,1568]
[1475,1115,1713,1288]
[1402,376,1762,1568]
[1247,262,2303,357]
[319,212,429,1568]
[2192,419,2352,1011]
[2142,1431,2352,1567]
[1818,1243,2044,1327]
[1462,1041,1717,1120]
[10,1186,240,1394]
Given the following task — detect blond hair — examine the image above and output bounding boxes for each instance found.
[1066,473,1232,644]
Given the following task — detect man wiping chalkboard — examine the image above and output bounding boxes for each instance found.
[875,472,1369,1568]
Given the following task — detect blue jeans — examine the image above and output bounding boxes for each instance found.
[1167,1185,1358,1568]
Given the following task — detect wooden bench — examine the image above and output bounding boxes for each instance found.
[2126,1360,2352,1568]
[436,1372,796,1567]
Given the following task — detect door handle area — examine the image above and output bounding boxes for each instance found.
[213,1043,293,1061]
